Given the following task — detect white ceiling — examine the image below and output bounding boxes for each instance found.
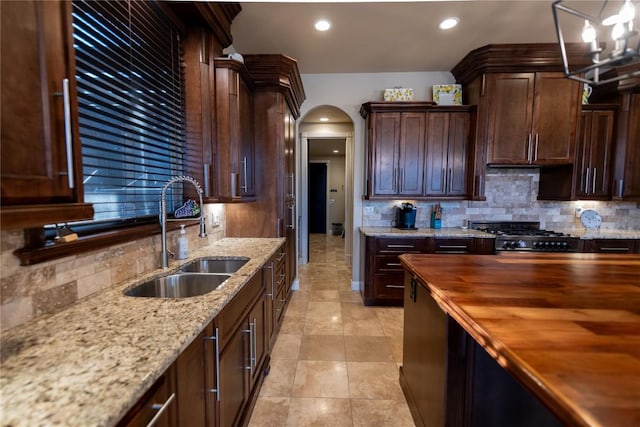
[229,1,593,74]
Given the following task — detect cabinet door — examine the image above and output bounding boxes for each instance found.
[217,325,247,427]
[402,274,447,426]
[424,113,449,196]
[531,73,580,164]
[398,113,425,196]
[1,0,77,204]
[248,296,267,389]
[447,112,470,196]
[239,76,255,197]
[372,113,401,195]
[175,327,210,427]
[614,93,640,200]
[575,110,615,199]
[424,112,469,197]
[486,73,534,165]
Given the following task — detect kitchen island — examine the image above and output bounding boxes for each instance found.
[399,252,640,427]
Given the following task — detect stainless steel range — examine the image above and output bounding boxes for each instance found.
[469,221,580,252]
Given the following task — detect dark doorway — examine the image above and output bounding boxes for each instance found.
[308,162,327,233]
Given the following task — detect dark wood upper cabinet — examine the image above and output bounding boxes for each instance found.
[612,92,640,200]
[574,106,616,199]
[215,58,256,202]
[0,0,93,228]
[451,43,591,200]
[361,103,472,200]
[424,111,470,197]
[486,72,580,166]
[538,104,617,201]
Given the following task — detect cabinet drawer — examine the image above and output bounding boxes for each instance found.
[433,238,475,253]
[117,370,175,427]
[373,272,405,300]
[374,255,404,272]
[582,239,637,253]
[216,272,263,350]
[375,237,428,253]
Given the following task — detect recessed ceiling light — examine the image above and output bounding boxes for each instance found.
[320,117,329,122]
[314,19,331,32]
[439,17,459,30]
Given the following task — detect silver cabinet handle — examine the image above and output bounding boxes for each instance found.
[241,156,248,192]
[618,179,624,198]
[203,164,210,197]
[600,247,631,252]
[585,168,590,194]
[527,134,533,163]
[147,393,175,427]
[287,205,295,229]
[252,317,257,370]
[592,167,597,194]
[399,167,404,192]
[205,328,221,401]
[438,245,468,249]
[62,79,74,189]
[385,285,404,289]
[448,168,453,193]
[264,263,275,299]
[386,262,402,266]
[244,319,255,375]
[387,244,416,248]
[533,133,539,161]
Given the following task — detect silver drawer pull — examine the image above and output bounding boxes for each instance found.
[386,263,402,266]
[438,245,468,249]
[147,393,175,427]
[600,247,630,252]
[387,244,416,248]
[204,328,220,401]
[385,285,404,289]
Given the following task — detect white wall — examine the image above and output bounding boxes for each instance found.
[299,72,456,287]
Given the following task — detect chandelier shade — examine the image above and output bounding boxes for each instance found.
[553,0,640,86]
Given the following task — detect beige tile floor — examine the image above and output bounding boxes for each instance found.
[248,234,415,426]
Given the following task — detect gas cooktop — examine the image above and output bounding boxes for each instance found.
[469,221,579,252]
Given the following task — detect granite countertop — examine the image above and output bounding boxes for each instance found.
[400,252,640,427]
[564,229,640,239]
[0,237,284,427]
[359,226,495,238]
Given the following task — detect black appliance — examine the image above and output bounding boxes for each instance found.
[396,203,417,230]
[469,221,579,252]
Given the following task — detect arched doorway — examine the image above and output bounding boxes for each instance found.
[299,105,354,266]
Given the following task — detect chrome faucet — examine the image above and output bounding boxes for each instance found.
[160,175,207,268]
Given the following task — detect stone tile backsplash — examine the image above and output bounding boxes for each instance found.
[0,204,226,331]
[363,168,640,230]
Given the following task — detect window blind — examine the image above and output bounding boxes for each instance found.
[72,0,187,222]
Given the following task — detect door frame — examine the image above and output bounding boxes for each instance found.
[299,131,353,266]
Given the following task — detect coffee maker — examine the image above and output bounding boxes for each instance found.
[396,202,417,230]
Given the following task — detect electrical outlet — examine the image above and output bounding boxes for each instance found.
[574,207,583,218]
[364,206,374,215]
[211,213,220,227]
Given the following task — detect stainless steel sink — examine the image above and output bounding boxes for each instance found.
[124,273,231,298]
[180,257,249,274]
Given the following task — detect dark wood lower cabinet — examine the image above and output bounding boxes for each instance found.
[362,235,495,306]
[117,367,177,427]
[401,273,563,427]
[175,325,212,427]
[119,266,274,427]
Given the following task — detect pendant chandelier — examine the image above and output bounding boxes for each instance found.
[553,0,640,86]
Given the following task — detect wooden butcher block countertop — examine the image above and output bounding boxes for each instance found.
[399,252,640,427]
